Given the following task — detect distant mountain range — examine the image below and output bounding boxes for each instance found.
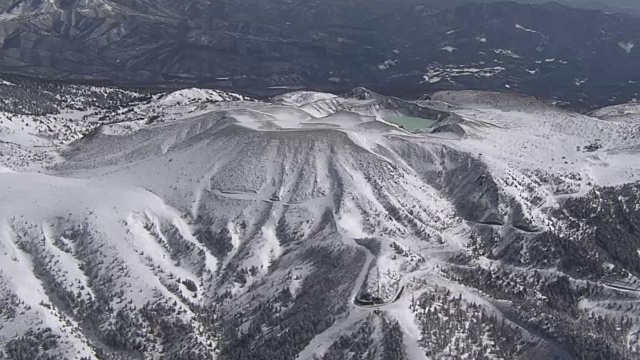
[0,0,637,108]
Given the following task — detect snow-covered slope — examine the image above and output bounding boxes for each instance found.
[589,100,640,122]
[2,86,640,360]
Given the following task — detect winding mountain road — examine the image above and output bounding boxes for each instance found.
[352,286,405,308]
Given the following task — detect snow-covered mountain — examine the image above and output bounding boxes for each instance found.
[2,81,640,360]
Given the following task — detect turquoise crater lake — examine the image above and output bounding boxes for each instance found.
[387,116,435,132]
